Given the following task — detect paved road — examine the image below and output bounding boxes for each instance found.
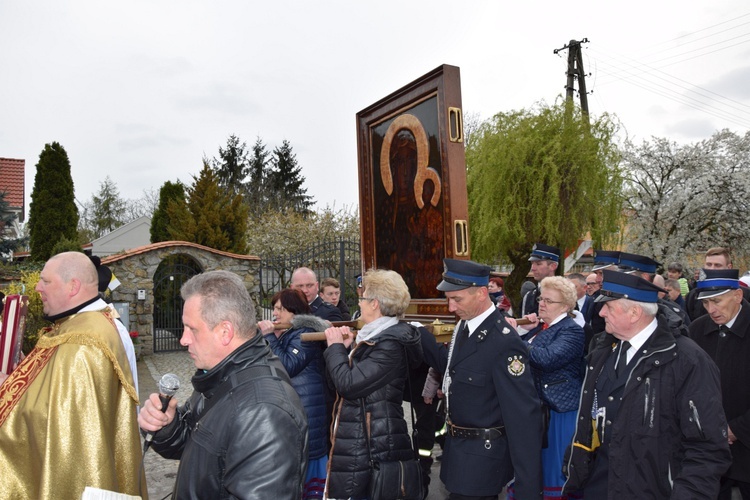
[137,351,455,499]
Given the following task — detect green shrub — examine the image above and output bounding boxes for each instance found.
[5,270,50,353]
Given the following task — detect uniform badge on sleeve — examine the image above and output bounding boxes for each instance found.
[507,355,526,376]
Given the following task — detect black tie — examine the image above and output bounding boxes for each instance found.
[457,322,469,349]
[616,341,631,377]
[719,325,731,337]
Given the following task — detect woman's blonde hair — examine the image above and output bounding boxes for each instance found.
[362,269,411,317]
[540,276,577,312]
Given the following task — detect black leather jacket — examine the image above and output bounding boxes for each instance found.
[150,334,309,499]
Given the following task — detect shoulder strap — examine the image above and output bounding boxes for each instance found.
[403,345,420,460]
[360,344,420,464]
[198,363,291,422]
[361,398,373,466]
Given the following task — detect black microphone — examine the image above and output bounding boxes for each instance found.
[143,373,180,451]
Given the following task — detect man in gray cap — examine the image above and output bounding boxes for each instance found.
[420,258,543,499]
[564,270,730,498]
[689,269,750,499]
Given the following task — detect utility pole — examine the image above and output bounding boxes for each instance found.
[553,38,590,118]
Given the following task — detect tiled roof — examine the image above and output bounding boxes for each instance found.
[0,158,25,219]
[101,241,260,264]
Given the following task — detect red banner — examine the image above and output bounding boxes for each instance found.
[1,295,29,374]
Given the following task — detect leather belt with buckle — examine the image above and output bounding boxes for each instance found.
[447,423,505,440]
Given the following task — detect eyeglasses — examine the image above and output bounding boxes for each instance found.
[358,297,375,302]
[536,297,564,305]
[585,282,598,286]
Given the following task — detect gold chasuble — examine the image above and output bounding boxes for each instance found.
[0,309,147,499]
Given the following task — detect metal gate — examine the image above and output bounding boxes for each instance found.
[152,254,203,352]
[259,238,361,320]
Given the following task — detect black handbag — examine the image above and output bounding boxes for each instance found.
[368,459,424,500]
[362,345,425,500]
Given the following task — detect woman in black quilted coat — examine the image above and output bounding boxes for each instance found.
[512,276,585,500]
[322,269,423,500]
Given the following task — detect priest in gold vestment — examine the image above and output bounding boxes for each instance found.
[0,252,147,499]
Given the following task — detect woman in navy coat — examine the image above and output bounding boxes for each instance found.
[514,276,585,499]
[259,288,330,499]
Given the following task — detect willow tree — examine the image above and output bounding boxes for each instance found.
[466,102,623,305]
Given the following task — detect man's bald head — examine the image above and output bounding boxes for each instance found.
[36,252,100,316]
[291,267,319,302]
[49,252,99,286]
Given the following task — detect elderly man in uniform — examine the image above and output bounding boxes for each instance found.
[689,269,750,499]
[563,270,731,498]
[685,247,750,321]
[420,258,543,499]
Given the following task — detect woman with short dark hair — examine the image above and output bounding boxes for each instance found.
[258,288,329,499]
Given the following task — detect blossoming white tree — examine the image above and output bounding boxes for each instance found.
[622,129,750,266]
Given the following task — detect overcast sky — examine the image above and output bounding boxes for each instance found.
[2,1,749,217]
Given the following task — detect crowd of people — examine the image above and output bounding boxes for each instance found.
[0,246,748,499]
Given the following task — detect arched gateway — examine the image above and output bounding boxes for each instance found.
[102,241,259,355]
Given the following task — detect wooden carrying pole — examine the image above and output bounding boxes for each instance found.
[294,318,532,342]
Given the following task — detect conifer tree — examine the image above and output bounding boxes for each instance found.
[84,176,126,238]
[211,134,249,195]
[268,140,314,214]
[28,142,80,260]
[150,181,186,243]
[246,136,271,216]
[168,161,249,253]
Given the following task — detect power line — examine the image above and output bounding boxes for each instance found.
[645,31,750,67]
[582,15,750,128]
[554,13,750,133]
[588,52,750,129]
[589,47,750,119]
[602,72,750,131]
[653,12,750,46]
